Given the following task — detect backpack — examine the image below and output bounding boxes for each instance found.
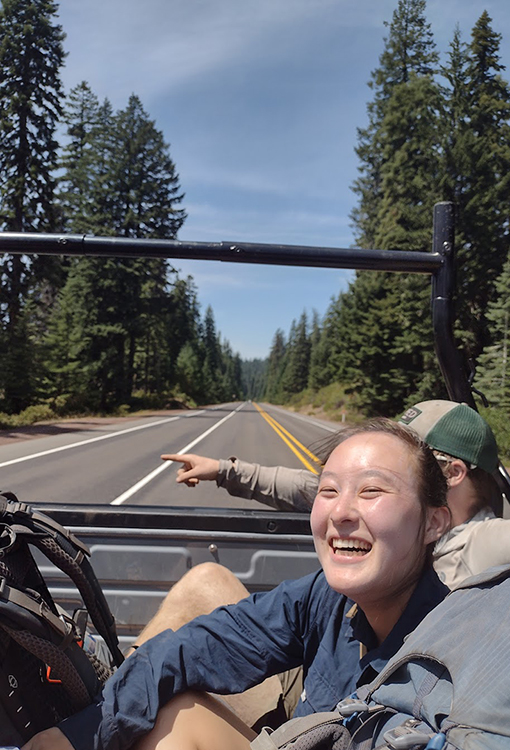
[252,565,510,750]
[0,491,124,747]
[347,563,510,750]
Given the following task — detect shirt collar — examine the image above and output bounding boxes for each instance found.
[345,566,448,685]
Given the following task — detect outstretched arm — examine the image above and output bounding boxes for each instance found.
[162,453,317,512]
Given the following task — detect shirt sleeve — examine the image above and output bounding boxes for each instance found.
[59,571,325,750]
[217,457,318,512]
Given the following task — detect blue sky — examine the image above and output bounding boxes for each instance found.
[58,1,510,359]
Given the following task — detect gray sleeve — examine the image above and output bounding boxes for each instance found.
[216,457,317,512]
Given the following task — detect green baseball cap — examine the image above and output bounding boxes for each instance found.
[398,400,499,474]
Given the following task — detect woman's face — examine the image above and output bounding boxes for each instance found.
[310,432,437,611]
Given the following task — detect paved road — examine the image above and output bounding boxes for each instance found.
[0,402,341,509]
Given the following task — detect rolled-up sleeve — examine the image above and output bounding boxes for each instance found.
[59,571,327,750]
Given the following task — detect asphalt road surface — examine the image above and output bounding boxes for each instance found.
[0,402,341,509]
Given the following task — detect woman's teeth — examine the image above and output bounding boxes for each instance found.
[332,539,371,556]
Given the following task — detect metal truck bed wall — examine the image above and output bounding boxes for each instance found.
[32,504,318,647]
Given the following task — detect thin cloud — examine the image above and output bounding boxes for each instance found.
[59,0,389,101]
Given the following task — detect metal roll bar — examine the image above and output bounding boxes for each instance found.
[1,201,508,499]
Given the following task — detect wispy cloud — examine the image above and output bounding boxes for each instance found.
[180,202,353,246]
[59,0,390,102]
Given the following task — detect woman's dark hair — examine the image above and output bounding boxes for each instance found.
[315,418,450,565]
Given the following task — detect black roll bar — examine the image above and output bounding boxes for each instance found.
[0,201,508,499]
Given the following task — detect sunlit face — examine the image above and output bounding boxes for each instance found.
[310,432,434,612]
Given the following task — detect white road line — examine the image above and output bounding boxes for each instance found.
[110,404,245,505]
[0,416,183,469]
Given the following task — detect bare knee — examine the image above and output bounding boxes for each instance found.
[182,562,234,590]
[170,563,248,610]
[148,563,248,634]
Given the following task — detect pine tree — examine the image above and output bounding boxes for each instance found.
[348,2,444,414]
[0,0,66,411]
[308,310,329,390]
[201,306,223,402]
[454,12,510,359]
[242,359,268,400]
[264,330,286,402]
[475,253,510,409]
[48,90,188,408]
[110,94,186,239]
[175,342,203,403]
[280,312,311,398]
[58,81,102,232]
[351,0,438,247]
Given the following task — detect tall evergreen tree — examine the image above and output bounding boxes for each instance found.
[242,358,268,400]
[264,329,286,402]
[452,12,510,359]
[348,0,444,414]
[0,0,66,411]
[280,312,311,397]
[475,253,510,409]
[201,306,223,402]
[351,0,438,248]
[46,89,188,409]
[58,81,102,232]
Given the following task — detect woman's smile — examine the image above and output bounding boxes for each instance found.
[329,536,372,558]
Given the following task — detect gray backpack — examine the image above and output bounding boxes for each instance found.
[251,564,510,750]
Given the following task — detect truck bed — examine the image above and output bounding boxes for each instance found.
[33,503,319,648]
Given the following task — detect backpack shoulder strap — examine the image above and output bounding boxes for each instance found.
[0,493,124,667]
[250,712,351,750]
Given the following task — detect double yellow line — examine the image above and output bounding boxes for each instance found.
[253,403,322,474]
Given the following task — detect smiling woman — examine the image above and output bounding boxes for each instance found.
[22,419,453,750]
[311,420,450,643]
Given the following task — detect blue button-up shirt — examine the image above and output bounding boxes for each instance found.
[60,567,447,750]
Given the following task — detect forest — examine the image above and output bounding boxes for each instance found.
[258,0,510,453]
[0,0,509,455]
[0,0,245,420]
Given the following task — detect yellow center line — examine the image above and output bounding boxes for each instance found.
[253,402,322,474]
[263,411,322,464]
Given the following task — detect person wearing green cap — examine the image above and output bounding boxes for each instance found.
[163,399,505,589]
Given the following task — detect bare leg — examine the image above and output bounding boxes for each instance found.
[131,563,283,728]
[132,691,256,750]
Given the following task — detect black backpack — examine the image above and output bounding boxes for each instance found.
[0,492,124,747]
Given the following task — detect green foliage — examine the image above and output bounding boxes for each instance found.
[475,253,510,410]
[261,4,510,420]
[0,403,56,429]
[352,0,438,248]
[264,329,286,402]
[279,313,311,399]
[479,406,510,463]
[241,358,268,400]
[2,1,510,422]
[442,13,510,359]
[42,88,197,412]
[0,0,66,411]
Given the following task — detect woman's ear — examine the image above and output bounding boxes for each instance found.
[444,458,468,488]
[424,505,451,545]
